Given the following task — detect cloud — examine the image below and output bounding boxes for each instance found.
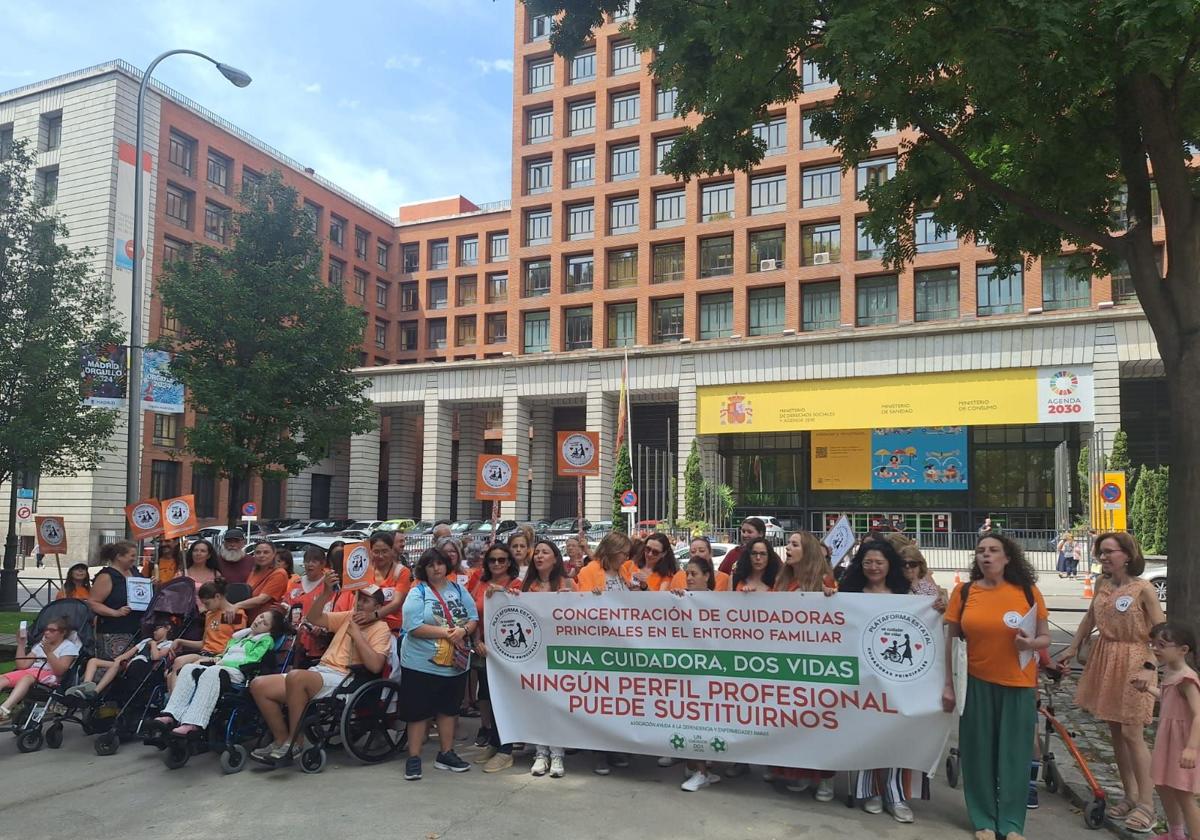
[470,58,514,75]
[337,98,361,110]
[303,82,322,94]
[384,54,423,71]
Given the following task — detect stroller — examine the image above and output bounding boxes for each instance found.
[86,576,202,756]
[2,598,94,753]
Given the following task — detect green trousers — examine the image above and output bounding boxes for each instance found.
[960,675,1036,836]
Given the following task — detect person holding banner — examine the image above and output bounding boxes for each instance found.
[89,540,144,659]
[508,528,534,579]
[943,534,1050,840]
[631,533,678,593]
[563,536,589,580]
[474,543,523,771]
[718,517,767,576]
[731,538,782,592]
[523,539,576,778]
[668,537,732,591]
[142,541,181,585]
[55,563,92,601]
[283,547,336,665]
[366,530,412,631]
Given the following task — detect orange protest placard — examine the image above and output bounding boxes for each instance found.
[35,515,68,555]
[341,542,372,591]
[125,499,164,540]
[476,454,518,501]
[160,495,198,539]
[556,431,600,477]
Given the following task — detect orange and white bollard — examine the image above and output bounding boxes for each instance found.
[1082,576,1094,599]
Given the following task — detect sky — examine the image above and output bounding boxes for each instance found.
[0,0,518,215]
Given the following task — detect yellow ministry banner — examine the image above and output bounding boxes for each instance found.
[810,430,872,489]
[697,366,1095,435]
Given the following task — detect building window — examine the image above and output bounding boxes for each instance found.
[654,135,678,175]
[354,268,368,297]
[309,474,332,519]
[653,242,684,284]
[977,263,1024,316]
[608,195,639,235]
[162,237,189,266]
[699,292,733,340]
[428,278,448,310]
[915,267,960,322]
[329,215,346,248]
[206,151,230,192]
[456,236,478,267]
[486,312,508,344]
[203,202,229,243]
[39,112,62,151]
[523,311,550,353]
[610,91,640,127]
[613,0,637,20]
[750,172,786,215]
[526,208,552,245]
[375,279,390,308]
[529,13,553,41]
[571,49,596,83]
[486,272,508,303]
[700,235,734,278]
[241,167,263,195]
[802,164,840,207]
[428,318,447,350]
[748,286,786,335]
[302,201,322,234]
[526,157,553,194]
[607,247,639,288]
[168,130,195,176]
[400,282,419,311]
[0,125,12,161]
[568,150,595,187]
[356,228,370,260]
[801,221,841,265]
[567,202,594,240]
[607,302,637,347]
[192,469,216,519]
[150,460,181,501]
[375,319,388,348]
[430,240,449,270]
[856,157,896,195]
[160,308,179,336]
[456,315,477,347]
[528,57,554,93]
[802,109,829,148]
[914,212,957,253]
[610,142,640,181]
[489,232,508,262]
[328,258,345,290]
[652,297,685,343]
[528,108,553,143]
[655,86,678,120]
[165,184,192,228]
[855,218,887,260]
[752,116,787,156]
[1042,255,1092,311]
[402,243,419,273]
[701,181,735,222]
[524,259,551,296]
[802,59,833,91]
[802,281,841,331]
[611,40,640,75]
[152,414,179,447]
[565,306,593,349]
[37,167,58,204]
[654,188,686,228]
[457,276,477,306]
[569,99,596,135]
[749,228,785,271]
[856,275,899,326]
[376,242,390,269]
[566,254,594,292]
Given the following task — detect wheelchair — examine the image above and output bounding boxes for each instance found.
[292,666,405,773]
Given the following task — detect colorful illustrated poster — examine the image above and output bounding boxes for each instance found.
[141,349,184,414]
[870,427,967,490]
[81,344,127,408]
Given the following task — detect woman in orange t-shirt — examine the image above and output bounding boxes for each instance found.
[522,539,576,778]
[667,557,723,791]
[55,563,92,601]
[731,537,781,592]
[630,533,678,593]
[473,542,523,772]
[368,531,413,632]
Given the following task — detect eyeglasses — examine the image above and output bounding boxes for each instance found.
[749,550,769,558]
[487,556,509,565]
[1097,549,1125,557]
[643,546,662,556]
[903,561,922,569]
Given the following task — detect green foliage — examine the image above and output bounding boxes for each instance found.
[667,475,677,525]
[684,439,704,522]
[1077,444,1091,523]
[705,480,735,528]
[0,139,121,488]
[1132,466,1169,555]
[612,440,632,522]
[1108,429,1131,473]
[156,172,374,486]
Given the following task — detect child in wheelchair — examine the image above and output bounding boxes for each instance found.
[66,622,174,701]
[0,618,80,721]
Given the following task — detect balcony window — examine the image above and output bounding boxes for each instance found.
[328,258,344,289]
[855,218,888,260]
[569,99,596,135]
[652,242,684,284]
[456,315,477,347]
[353,269,368,297]
[457,276,477,306]
[523,311,550,353]
[528,108,553,143]
[486,313,508,344]
[611,40,640,75]
[750,172,786,215]
[701,181,734,222]
[752,117,787,156]
[458,237,478,267]
[375,279,390,308]
[699,292,733,340]
[607,302,637,347]
[356,228,370,260]
[749,229,785,271]
[428,278,448,310]
[489,233,508,262]
[802,59,833,91]
[567,202,594,240]
[607,247,638,288]
[400,282,419,311]
[529,13,553,41]
[43,113,62,151]
[976,263,1024,316]
[486,272,508,303]
[802,109,829,148]
[566,254,594,292]
[524,259,551,297]
[748,286,786,335]
[802,281,840,331]
[568,150,595,187]
[165,184,192,227]
[610,142,640,181]
[571,49,596,84]
[375,319,389,348]
[856,275,899,326]
[801,222,841,266]
[655,136,677,175]
[526,208,552,245]
[565,306,593,349]
[329,216,346,248]
[376,242,390,269]
[1042,255,1092,311]
[402,243,419,273]
[654,188,685,228]
[430,240,449,270]
[526,158,552,194]
[427,318,447,350]
[528,58,554,93]
[610,91,640,127]
[655,86,678,120]
[608,195,639,235]
[399,321,418,351]
[802,164,840,207]
[652,297,684,343]
[914,212,957,253]
[206,151,230,193]
[168,131,195,176]
[856,157,896,195]
[203,202,229,243]
[699,235,734,279]
[914,267,960,322]
[152,413,179,448]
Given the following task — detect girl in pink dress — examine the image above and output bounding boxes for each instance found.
[1134,622,1200,840]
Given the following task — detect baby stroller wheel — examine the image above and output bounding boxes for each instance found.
[945,747,960,789]
[94,731,119,756]
[1083,798,1105,830]
[1042,757,1060,794]
[219,744,248,775]
[163,740,190,769]
[45,722,64,749]
[300,746,327,774]
[17,728,44,753]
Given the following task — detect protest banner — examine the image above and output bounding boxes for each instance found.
[126,499,164,540]
[485,590,951,773]
[342,542,371,591]
[35,515,68,555]
[160,495,197,539]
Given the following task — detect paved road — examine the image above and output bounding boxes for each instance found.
[0,718,1089,840]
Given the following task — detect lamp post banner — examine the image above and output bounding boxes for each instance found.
[485,591,951,774]
[114,141,153,274]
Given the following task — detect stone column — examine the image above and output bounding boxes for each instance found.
[346,416,381,520]
[585,362,617,523]
[528,403,554,522]
[386,408,421,519]
[1091,322,1122,459]
[501,377,531,521]
[457,407,485,521]
[421,389,453,522]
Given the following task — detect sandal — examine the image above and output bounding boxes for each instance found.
[1124,805,1156,833]
[1109,800,1137,819]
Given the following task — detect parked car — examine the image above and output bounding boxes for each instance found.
[408,520,436,535]
[304,519,355,534]
[743,515,786,545]
[450,520,482,537]
[346,520,383,534]
[266,518,303,532]
[675,542,738,563]
[268,534,347,564]
[338,530,371,542]
[546,518,591,536]
[377,518,417,533]
[274,520,317,535]
[471,520,518,540]
[587,521,614,540]
[1140,561,1168,602]
[195,523,269,547]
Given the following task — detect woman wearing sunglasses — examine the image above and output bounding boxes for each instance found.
[630,533,678,593]
[472,543,522,773]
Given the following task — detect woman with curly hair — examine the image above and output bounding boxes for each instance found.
[731,537,782,592]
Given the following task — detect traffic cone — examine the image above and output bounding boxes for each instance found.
[1082,576,1094,599]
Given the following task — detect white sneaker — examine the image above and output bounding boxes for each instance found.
[863,795,884,814]
[658,755,680,767]
[786,778,811,793]
[815,777,836,802]
[886,802,914,823]
[682,770,722,791]
[549,755,564,778]
[531,755,548,776]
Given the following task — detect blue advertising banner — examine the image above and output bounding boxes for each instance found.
[141,349,185,414]
[870,427,968,491]
[81,344,127,408]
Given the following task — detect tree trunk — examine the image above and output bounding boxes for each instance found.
[1164,340,1200,640]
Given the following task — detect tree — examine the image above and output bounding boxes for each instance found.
[532,0,1200,630]
[684,438,704,523]
[1077,444,1092,526]
[0,139,121,606]
[1108,429,1131,473]
[157,172,375,522]
[612,440,632,524]
[667,475,677,527]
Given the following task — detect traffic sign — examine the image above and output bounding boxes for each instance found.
[242,502,258,517]
[620,489,637,507]
[1100,482,1121,504]
[16,487,34,500]
[16,504,33,523]
[620,505,637,514]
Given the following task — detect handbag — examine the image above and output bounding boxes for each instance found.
[426,584,472,671]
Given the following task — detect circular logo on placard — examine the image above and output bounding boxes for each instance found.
[560,434,595,469]
[345,545,371,583]
[39,518,65,547]
[481,457,513,491]
[164,500,191,527]
[129,579,151,603]
[1115,595,1134,613]
[1049,370,1079,396]
[132,503,161,530]
[490,604,540,663]
[1003,610,1024,629]
[861,611,935,682]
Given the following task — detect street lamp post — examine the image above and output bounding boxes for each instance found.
[125,51,250,521]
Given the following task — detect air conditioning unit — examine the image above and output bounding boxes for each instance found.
[812,252,831,265]
[759,259,779,271]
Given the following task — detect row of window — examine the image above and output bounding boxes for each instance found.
[401,233,509,274]
[0,114,61,158]
[526,3,636,43]
[149,456,283,520]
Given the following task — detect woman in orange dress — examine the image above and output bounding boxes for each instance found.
[1061,531,1165,833]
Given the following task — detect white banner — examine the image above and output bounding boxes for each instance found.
[485,591,952,774]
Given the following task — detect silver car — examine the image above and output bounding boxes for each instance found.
[1140,561,1168,602]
